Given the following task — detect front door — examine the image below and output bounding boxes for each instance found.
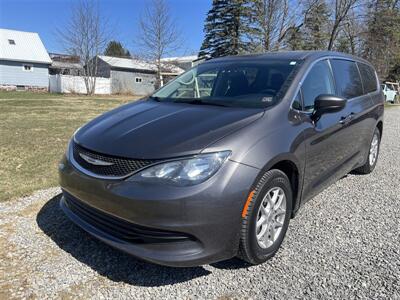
[329,59,375,169]
[300,59,354,202]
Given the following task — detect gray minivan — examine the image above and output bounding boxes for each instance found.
[59,51,384,267]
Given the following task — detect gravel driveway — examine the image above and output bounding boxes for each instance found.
[1,108,399,300]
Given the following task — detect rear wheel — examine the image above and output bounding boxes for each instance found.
[238,169,292,265]
[354,127,381,174]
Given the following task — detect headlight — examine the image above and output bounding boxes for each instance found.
[128,151,231,186]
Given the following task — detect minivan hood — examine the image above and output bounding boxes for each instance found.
[74,100,264,159]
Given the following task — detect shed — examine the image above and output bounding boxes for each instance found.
[49,53,83,76]
[0,28,51,91]
[95,55,184,95]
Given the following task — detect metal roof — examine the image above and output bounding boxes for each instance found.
[0,28,52,64]
[160,55,198,63]
[98,55,157,71]
[50,61,83,70]
[98,55,184,74]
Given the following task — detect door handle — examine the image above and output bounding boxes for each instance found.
[339,113,355,124]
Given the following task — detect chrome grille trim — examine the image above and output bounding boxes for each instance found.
[69,141,158,180]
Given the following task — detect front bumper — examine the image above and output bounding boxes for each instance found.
[59,154,259,267]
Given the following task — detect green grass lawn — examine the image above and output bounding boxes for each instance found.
[1,91,396,202]
[0,91,139,202]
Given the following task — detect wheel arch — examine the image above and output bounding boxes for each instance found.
[253,154,303,218]
[376,120,383,137]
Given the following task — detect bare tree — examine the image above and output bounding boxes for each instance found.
[340,11,363,54]
[278,0,324,49]
[136,0,182,88]
[327,0,359,50]
[253,0,292,51]
[58,0,109,95]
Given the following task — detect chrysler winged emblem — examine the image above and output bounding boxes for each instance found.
[79,153,114,166]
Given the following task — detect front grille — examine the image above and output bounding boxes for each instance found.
[72,142,157,178]
[64,192,193,243]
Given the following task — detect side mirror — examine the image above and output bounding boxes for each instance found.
[312,94,347,121]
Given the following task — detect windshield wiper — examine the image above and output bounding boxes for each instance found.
[173,99,230,107]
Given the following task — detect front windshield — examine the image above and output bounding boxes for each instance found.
[152,59,301,108]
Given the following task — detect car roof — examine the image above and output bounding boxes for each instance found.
[205,51,372,66]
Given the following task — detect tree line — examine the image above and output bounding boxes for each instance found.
[58,0,399,95]
[199,0,400,81]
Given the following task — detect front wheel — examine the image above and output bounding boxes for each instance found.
[238,169,292,265]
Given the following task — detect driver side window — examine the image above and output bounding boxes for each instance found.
[301,60,335,112]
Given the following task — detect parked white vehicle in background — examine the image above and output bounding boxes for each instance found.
[382,82,399,103]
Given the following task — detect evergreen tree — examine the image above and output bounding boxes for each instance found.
[199,0,255,58]
[302,0,330,50]
[199,0,237,57]
[387,63,400,82]
[363,0,400,78]
[335,34,351,53]
[285,26,304,50]
[238,0,261,52]
[104,41,131,58]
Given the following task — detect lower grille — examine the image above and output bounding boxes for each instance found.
[63,192,192,243]
[72,142,157,178]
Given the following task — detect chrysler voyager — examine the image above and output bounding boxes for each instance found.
[59,51,384,267]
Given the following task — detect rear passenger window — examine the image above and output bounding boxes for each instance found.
[357,63,377,93]
[330,59,363,99]
[301,60,335,112]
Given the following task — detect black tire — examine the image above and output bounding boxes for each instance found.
[354,127,381,174]
[238,169,292,265]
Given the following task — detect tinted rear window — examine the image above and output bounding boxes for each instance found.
[357,63,377,93]
[330,59,363,99]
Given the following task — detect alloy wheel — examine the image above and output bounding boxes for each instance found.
[369,133,379,166]
[255,187,287,249]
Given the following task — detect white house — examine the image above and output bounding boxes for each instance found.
[0,28,51,91]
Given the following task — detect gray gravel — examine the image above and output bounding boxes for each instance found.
[1,108,400,300]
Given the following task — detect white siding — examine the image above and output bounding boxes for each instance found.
[49,75,110,94]
[111,70,156,95]
[0,60,49,87]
